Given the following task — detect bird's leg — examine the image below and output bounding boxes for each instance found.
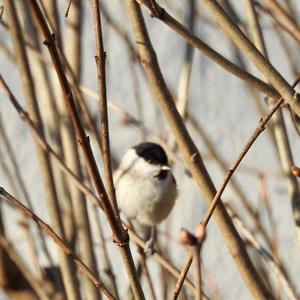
[144,226,156,255]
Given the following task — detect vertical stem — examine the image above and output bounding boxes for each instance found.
[193,247,202,300]
[244,0,267,57]
[92,206,120,299]
[140,253,157,300]
[91,0,118,213]
[176,0,195,120]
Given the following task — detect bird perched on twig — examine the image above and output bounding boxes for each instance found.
[114,142,177,253]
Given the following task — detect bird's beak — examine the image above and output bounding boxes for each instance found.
[161,165,171,170]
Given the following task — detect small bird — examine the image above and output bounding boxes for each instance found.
[114,142,177,252]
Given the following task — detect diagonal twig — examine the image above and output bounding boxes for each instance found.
[0,188,116,300]
[201,78,299,229]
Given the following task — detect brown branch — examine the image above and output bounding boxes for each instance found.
[257,175,279,259]
[0,188,116,300]
[92,207,120,299]
[186,112,274,248]
[139,253,157,300]
[201,0,300,117]
[180,226,206,300]
[53,47,104,160]
[172,252,193,300]
[27,0,121,243]
[91,0,118,214]
[125,1,272,298]
[26,1,145,299]
[193,246,202,300]
[0,74,100,207]
[135,0,279,99]
[262,0,300,47]
[245,0,267,58]
[201,92,287,228]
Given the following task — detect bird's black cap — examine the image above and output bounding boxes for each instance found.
[133,142,168,165]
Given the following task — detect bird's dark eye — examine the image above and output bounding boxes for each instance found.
[155,170,168,180]
[146,158,154,164]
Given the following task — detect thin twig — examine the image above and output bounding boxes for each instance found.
[27,0,121,240]
[0,74,100,207]
[0,188,116,300]
[201,92,288,228]
[92,207,120,299]
[172,252,193,300]
[135,0,279,99]
[91,0,118,213]
[201,0,300,117]
[187,111,274,249]
[139,252,157,300]
[176,0,195,120]
[257,175,279,259]
[262,0,300,46]
[193,246,202,300]
[169,0,196,154]
[65,0,73,18]
[54,48,104,159]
